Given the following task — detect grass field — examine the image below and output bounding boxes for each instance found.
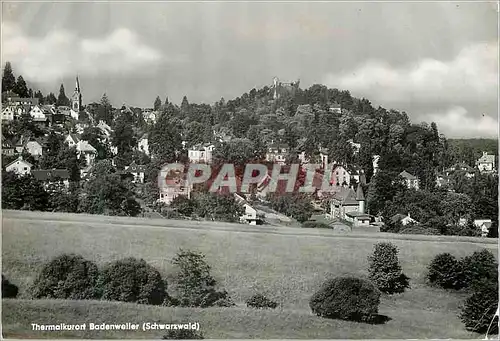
[2,210,498,339]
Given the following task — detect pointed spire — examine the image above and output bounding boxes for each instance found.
[75,75,80,92]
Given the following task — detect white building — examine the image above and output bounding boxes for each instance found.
[76,140,97,167]
[372,155,380,175]
[476,152,496,173]
[234,193,265,225]
[124,162,147,183]
[138,134,149,156]
[331,165,361,187]
[29,105,47,122]
[265,143,289,165]
[5,156,33,176]
[188,143,215,163]
[25,140,43,158]
[474,219,493,237]
[2,106,15,121]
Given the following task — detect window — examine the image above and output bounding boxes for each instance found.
[23,167,27,170]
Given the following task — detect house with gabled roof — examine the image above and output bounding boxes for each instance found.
[124,162,147,183]
[76,140,97,167]
[476,151,496,174]
[2,106,15,121]
[391,213,419,226]
[5,156,32,176]
[330,164,362,188]
[65,133,81,147]
[400,170,419,190]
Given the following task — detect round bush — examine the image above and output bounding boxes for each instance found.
[246,293,278,309]
[96,257,166,305]
[2,274,19,298]
[460,280,498,334]
[427,253,465,290]
[461,249,498,290]
[309,277,381,322]
[31,254,99,299]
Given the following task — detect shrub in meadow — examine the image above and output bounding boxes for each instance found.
[170,249,234,308]
[2,274,19,298]
[460,249,498,290]
[368,242,410,294]
[460,279,498,334]
[30,254,99,299]
[309,276,381,322]
[96,257,166,305]
[246,293,278,309]
[301,221,332,229]
[427,253,466,290]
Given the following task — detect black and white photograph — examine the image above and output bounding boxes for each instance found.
[1,1,499,339]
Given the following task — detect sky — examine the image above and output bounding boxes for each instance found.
[2,1,498,138]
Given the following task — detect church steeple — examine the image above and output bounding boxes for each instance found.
[71,75,82,114]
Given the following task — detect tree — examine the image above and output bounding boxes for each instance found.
[368,242,410,294]
[171,249,234,307]
[14,75,29,97]
[97,93,113,124]
[149,111,183,163]
[56,84,70,107]
[112,110,137,169]
[45,92,57,105]
[34,90,44,104]
[154,96,162,111]
[2,62,16,92]
[2,172,49,211]
[81,127,112,161]
[79,160,140,216]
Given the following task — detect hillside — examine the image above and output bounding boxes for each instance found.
[2,210,497,339]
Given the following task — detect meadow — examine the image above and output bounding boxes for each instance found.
[2,210,497,339]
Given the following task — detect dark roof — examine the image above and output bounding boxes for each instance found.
[355,183,365,201]
[391,213,411,223]
[67,133,81,143]
[126,162,147,173]
[346,211,371,218]
[400,170,417,180]
[332,187,358,205]
[31,169,70,181]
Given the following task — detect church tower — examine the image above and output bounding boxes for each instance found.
[71,76,82,113]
